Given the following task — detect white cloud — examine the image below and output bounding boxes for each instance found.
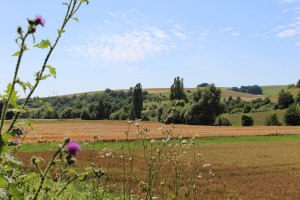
[66,28,174,63]
[276,17,300,37]
[171,24,189,40]
[281,0,300,3]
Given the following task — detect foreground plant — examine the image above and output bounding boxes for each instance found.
[0,0,89,153]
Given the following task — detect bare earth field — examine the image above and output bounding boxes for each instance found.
[17,141,300,199]
[14,120,300,143]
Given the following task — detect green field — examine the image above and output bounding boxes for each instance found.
[225,109,286,126]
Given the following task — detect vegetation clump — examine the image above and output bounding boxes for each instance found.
[241,114,254,126]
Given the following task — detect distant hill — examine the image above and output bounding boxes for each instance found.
[57,85,292,102]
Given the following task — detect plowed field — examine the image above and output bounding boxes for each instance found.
[11,120,300,143]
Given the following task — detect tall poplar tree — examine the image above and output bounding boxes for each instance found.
[133,83,143,119]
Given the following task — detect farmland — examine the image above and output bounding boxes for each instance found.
[9,120,300,143]
[14,120,300,199]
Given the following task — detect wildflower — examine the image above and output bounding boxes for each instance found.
[35,15,45,26]
[66,141,81,156]
[150,139,155,144]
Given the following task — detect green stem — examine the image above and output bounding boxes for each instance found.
[33,142,67,200]
[55,175,78,197]
[7,0,83,133]
[0,32,29,136]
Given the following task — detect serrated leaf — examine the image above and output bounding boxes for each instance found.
[46,65,56,78]
[8,183,23,200]
[34,39,51,49]
[39,74,51,80]
[0,175,8,187]
[12,51,20,57]
[72,17,79,22]
[58,29,65,35]
[5,84,18,108]
[16,79,31,94]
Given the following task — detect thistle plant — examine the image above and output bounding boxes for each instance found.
[0,0,89,153]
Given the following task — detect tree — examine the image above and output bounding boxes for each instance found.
[278,89,294,109]
[197,83,209,88]
[296,79,300,88]
[170,76,186,101]
[284,104,300,125]
[185,84,223,125]
[133,83,143,119]
[296,90,300,104]
[215,116,232,126]
[80,109,91,120]
[95,98,106,119]
[265,113,281,126]
[241,115,254,126]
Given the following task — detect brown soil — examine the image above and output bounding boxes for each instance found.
[17,140,300,199]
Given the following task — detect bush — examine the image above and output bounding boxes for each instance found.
[215,116,232,126]
[241,114,254,126]
[284,104,300,126]
[80,109,91,120]
[265,113,281,126]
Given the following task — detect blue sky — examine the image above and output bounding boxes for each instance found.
[1,0,300,97]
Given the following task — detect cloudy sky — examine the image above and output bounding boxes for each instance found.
[1,0,300,97]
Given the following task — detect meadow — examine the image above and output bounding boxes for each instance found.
[5,119,300,199]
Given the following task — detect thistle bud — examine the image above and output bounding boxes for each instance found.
[17,26,22,34]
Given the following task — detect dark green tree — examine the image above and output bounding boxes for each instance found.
[284,104,300,125]
[185,84,223,125]
[295,90,300,104]
[133,83,143,119]
[241,114,254,126]
[278,89,294,109]
[170,76,186,101]
[95,98,106,119]
[296,79,300,88]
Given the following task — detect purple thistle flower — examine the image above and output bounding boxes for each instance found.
[66,141,81,156]
[35,15,45,27]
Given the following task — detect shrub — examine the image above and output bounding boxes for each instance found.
[215,116,232,126]
[284,104,300,126]
[241,114,254,126]
[80,109,91,120]
[243,104,252,113]
[278,89,294,109]
[265,113,282,126]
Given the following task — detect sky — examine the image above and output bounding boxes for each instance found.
[1,0,300,97]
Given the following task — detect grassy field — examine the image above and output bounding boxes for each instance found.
[16,134,300,199]
[225,109,286,126]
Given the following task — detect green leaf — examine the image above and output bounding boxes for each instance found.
[0,188,9,200]
[72,17,79,22]
[39,74,51,80]
[5,83,18,108]
[46,65,56,78]
[0,175,8,187]
[16,79,31,94]
[8,183,23,200]
[58,29,65,35]
[80,0,89,4]
[34,39,51,49]
[12,51,20,57]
